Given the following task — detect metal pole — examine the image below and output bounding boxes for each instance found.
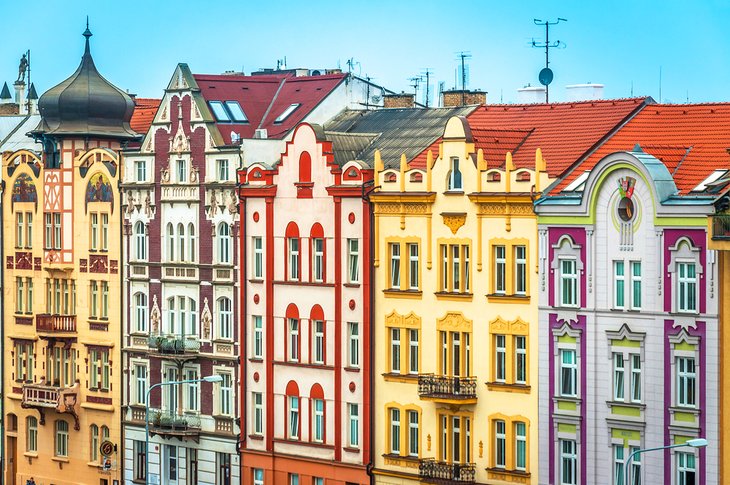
[545,23,549,103]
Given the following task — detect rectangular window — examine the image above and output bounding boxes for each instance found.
[560,349,577,397]
[390,408,400,454]
[216,452,232,485]
[217,159,229,181]
[614,445,625,485]
[515,245,527,295]
[676,356,696,407]
[90,213,99,250]
[135,160,146,182]
[16,213,23,248]
[134,440,146,481]
[253,237,263,279]
[135,364,147,405]
[288,318,299,362]
[90,281,98,318]
[495,419,506,468]
[313,320,325,365]
[408,329,419,374]
[560,259,578,307]
[53,213,61,249]
[288,396,299,439]
[630,446,641,485]
[515,421,527,471]
[349,403,359,447]
[495,335,506,382]
[176,159,187,183]
[560,439,577,485]
[631,354,642,403]
[101,281,109,319]
[408,243,419,289]
[495,245,506,294]
[448,157,462,190]
[390,328,401,373]
[253,392,263,435]
[515,336,527,385]
[452,244,461,291]
[408,410,419,457]
[253,469,264,485]
[25,212,32,249]
[218,372,233,416]
[101,350,110,390]
[614,261,625,308]
[348,239,359,283]
[677,452,696,485]
[613,353,625,401]
[55,421,69,457]
[440,244,471,293]
[348,322,359,368]
[289,474,300,485]
[677,262,697,312]
[312,398,324,442]
[288,238,299,281]
[16,277,23,314]
[389,243,401,289]
[312,238,324,282]
[630,262,642,309]
[253,316,263,359]
[101,213,109,250]
[90,349,100,389]
[184,368,199,412]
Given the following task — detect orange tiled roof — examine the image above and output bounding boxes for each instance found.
[410,98,649,176]
[552,103,730,194]
[131,98,161,135]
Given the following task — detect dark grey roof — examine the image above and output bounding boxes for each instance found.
[27,83,38,100]
[324,106,477,168]
[0,82,10,99]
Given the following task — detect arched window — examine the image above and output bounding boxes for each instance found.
[310,384,325,443]
[134,221,147,261]
[55,420,69,457]
[285,222,300,281]
[447,157,463,191]
[217,297,233,340]
[218,223,231,264]
[90,424,99,462]
[26,416,37,452]
[134,292,148,333]
[310,223,325,283]
[299,151,312,183]
[187,223,196,262]
[286,381,300,440]
[177,223,185,262]
[167,223,175,261]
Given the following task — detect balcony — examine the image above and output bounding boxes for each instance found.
[418,374,477,404]
[712,214,730,240]
[21,381,80,430]
[148,408,201,440]
[161,185,199,202]
[419,459,476,484]
[36,314,77,334]
[163,265,199,281]
[148,334,201,361]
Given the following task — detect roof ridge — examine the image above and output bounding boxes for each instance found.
[480,97,650,109]
[258,78,288,130]
[670,146,694,176]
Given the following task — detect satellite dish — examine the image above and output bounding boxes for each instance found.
[539,67,554,86]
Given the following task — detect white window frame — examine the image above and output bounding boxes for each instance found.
[630,261,642,309]
[495,419,506,468]
[288,396,300,439]
[134,362,148,405]
[312,398,324,442]
[215,369,234,417]
[495,335,506,383]
[560,258,578,307]
[676,451,696,485]
[253,315,263,359]
[408,243,419,289]
[288,237,299,280]
[253,237,263,279]
[447,157,463,191]
[349,403,359,448]
[312,319,325,365]
[515,335,527,385]
[218,223,232,264]
[613,352,625,401]
[348,238,359,283]
[288,318,299,362]
[176,159,187,183]
[390,328,401,373]
[559,348,578,398]
[515,421,527,471]
[495,245,506,294]
[253,469,264,485]
[312,237,324,282]
[614,261,625,309]
[217,297,233,341]
[390,243,401,289]
[390,408,401,454]
[217,159,230,182]
[183,366,200,413]
[515,245,527,295]
[408,329,419,375]
[677,262,698,313]
[348,322,360,368]
[253,391,263,435]
[408,410,419,457]
[676,356,697,408]
[559,438,577,485]
[135,160,146,182]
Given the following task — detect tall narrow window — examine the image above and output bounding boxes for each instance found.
[495,420,506,468]
[348,239,359,283]
[408,329,419,374]
[288,319,299,362]
[134,292,148,332]
[288,396,300,439]
[26,416,38,452]
[167,223,175,261]
[135,364,147,405]
[676,356,696,407]
[90,424,99,462]
[217,297,232,340]
[390,328,401,373]
[390,408,401,454]
[614,445,625,485]
[45,213,52,249]
[90,213,99,250]
[134,222,147,261]
[187,223,195,262]
[218,372,232,416]
[348,322,360,368]
[90,281,98,318]
[630,354,642,403]
[677,452,696,485]
[495,245,506,294]
[101,213,109,250]
[312,237,324,282]
[253,392,263,435]
[515,245,527,295]
[630,262,642,309]
[313,320,325,364]
[495,335,506,382]
[101,281,109,319]
[515,421,527,471]
[349,403,359,447]
[560,259,578,307]
[218,224,231,264]
[390,243,401,289]
[613,353,625,401]
[217,159,230,181]
[25,212,32,249]
[447,157,463,191]
[253,316,263,358]
[452,245,461,292]
[312,398,324,442]
[16,213,23,248]
[288,238,300,280]
[560,349,577,397]
[184,368,199,412]
[677,262,697,312]
[515,336,527,385]
[408,243,419,289]
[176,159,187,183]
[408,411,419,457]
[177,224,186,263]
[55,420,69,457]
[135,160,146,182]
[253,237,263,279]
[614,261,625,308]
[560,439,577,485]
[53,213,61,248]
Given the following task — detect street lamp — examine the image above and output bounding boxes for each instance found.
[624,438,707,485]
[145,375,224,485]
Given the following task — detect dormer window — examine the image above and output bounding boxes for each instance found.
[275,104,301,123]
[209,101,248,123]
[447,157,463,191]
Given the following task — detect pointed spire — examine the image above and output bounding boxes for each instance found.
[27,83,38,100]
[83,16,93,55]
[0,82,11,100]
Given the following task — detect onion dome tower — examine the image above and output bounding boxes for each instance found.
[30,22,138,141]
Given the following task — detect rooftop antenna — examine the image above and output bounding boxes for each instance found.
[456,51,472,105]
[531,18,567,103]
[659,66,662,103]
[422,68,432,108]
[346,58,361,77]
[438,81,445,107]
[409,75,423,107]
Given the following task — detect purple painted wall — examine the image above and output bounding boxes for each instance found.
[663,229,707,314]
[548,227,587,308]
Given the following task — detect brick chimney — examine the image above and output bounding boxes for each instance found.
[383,92,415,108]
[441,89,487,107]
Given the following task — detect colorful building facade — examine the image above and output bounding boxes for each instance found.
[2,27,138,485]
[238,123,373,484]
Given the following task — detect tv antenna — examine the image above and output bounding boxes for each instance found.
[346,58,362,76]
[456,51,472,105]
[422,68,432,107]
[409,75,423,106]
[531,18,566,103]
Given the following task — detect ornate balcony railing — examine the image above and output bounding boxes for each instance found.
[36,314,77,333]
[21,381,80,429]
[160,185,199,202]
[148,334,201,355]
[147,408,201,437]
[418,374,477,401]
[711,214,730,240]
[419,459,476,483]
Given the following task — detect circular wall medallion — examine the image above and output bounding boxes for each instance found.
[253,294,260,304]
[349,381,356,392]
[348,212,356,224]
[349,299,356,310]
[253,372,260,382]
[617,197,635,222]
[253,212,259,222]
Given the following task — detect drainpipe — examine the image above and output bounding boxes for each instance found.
[362,178,376,485]
[1,178,5,485]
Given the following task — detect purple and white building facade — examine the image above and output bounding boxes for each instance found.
[535,150,719,485]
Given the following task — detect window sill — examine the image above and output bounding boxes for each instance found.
[212,338,234,344]
[344,366,361,373]
[381,453,420,466]
[486,294,530,303]
[52,456,70,463]
[87,461,103,468]
[443,190,465,195]
[383,289,422,299]
[248,434,264,441]
[23,452,38,458]
[606,400,645,409]
[248,278,264,284]
[274,360,334,370]
[434,291,473,301]
[343,282,361,288]
[274,280,336,288]
[486,382,531,393]
[486,468,531,479]
[248,357,264,363]
[343,446,361,453]
[382,372,419,383]
[669,405,700,416]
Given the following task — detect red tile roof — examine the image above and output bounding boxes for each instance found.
[193,73,347,143]
[552,104,730,194]
[411,98,649,175]
[131,98,161,135]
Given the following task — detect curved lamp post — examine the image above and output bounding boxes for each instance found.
[624,438,707,485]
[145,374,224,485]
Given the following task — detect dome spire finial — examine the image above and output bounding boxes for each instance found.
[83,17,92,55]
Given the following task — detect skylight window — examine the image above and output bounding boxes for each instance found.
[274,103,301,123]
[209,101,248,123]
[225,101,248,122]
[564,171,590,192]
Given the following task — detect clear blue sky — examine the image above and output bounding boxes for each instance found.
[1,0,729,104]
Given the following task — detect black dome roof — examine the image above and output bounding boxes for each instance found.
[31,25,138,140]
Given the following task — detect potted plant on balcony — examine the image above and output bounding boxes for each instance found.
[150,410,162,427]
[173,416,188,430]
[160,413,174,429]
[148,335,162,350]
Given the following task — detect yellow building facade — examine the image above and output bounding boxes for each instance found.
[370,116,551,484]
[2,27,136,485]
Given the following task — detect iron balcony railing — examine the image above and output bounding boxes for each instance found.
[711,214,730,240]
[418,374,477,400]
[419,459,476,483]
[147,408,201,434]
[36,314,77,333]
[148,334,201,355]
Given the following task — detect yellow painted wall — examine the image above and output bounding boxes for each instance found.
[371,116,552,484]
[3,141,123,485]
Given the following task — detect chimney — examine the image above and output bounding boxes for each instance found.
[14,81,26,115]
[565,84,604,102]
[383,92,415,109]
[441,89,487,107]
[517,85,547,104]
